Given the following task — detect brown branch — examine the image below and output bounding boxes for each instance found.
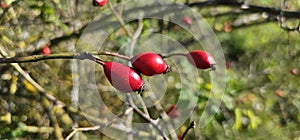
[65,107,133,140]
[0,51,130,63]
[0,47,66,107]
[181,121,196,140]
[188,0,300,19]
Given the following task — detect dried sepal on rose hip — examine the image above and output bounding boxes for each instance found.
[92,0,107,7]
[131,52,170,76]
[97,60,145,93]
[186,50,216,70]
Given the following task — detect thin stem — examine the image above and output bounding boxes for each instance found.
[127,94,169,140]
[65,126,101,140]
[94,51,131,61]
[65,107,133,140]
[163,52,187,58]
[108,1,133,37]
[129,18,144,57]
[0,46,66,107]
[181,121,196,140]
[148,92,177,139]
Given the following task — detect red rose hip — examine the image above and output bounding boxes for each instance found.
[93,0,107,7]
[131,52,169,76]
[186,50,216,70]
[102,62,144,93]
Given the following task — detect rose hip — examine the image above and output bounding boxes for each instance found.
[131,52,169,76]
[186,50,216,70]
[102,62,144,93]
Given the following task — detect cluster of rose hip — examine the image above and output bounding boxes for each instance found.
[95,50,216,94]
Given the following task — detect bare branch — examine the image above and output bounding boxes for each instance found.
[65,107,133,140]
[181,121,196,140]
[189,0,300,19]
[0,51,130,63]
[127,93,169,140]
[108,1,133,37]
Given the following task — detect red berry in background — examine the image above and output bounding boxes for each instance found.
[224,21,232,32]
[186,50,216,70]
[41,46,51,55]
[131,52,169,76]
[93,0,107,7]
[1,2,7,9]
[103,62,144,93]
[166,105,179,118]
[183,16,192,25]
[290,68,298,75]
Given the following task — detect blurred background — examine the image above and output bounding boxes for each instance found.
[0,0,300,139]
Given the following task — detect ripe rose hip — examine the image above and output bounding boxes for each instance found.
[131,52,169,76]
[41,46,51,55]
[166,105,179,118]
[186,50,216,70]
[93,0,107,7]
[102,62,144,93]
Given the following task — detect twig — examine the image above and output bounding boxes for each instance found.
[9,22,86,55]
[127,94,169,140]
[148,92,178,139]
[0,45,72,140]
[181,121,196,140]
[162,52,186,58]
[65,126,101,140]
[189,1,300,19]
[126,17,155,139]
[96,51,131,60]
[0,46,66,107]
[46,101,64,140]
[128,18,143,57]
[0,0,21,24]
[278,5,300,33]
[18,123,62,133]
[0,51,130,63]
[75,110,159,139]
[65,107,133,140]
[108,1,133,37]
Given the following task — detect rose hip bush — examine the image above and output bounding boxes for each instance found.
[0,0,299,140]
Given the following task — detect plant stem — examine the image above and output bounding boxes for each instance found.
[0,51,131,64]
[162,52,187,58]
[181,121,196,140]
